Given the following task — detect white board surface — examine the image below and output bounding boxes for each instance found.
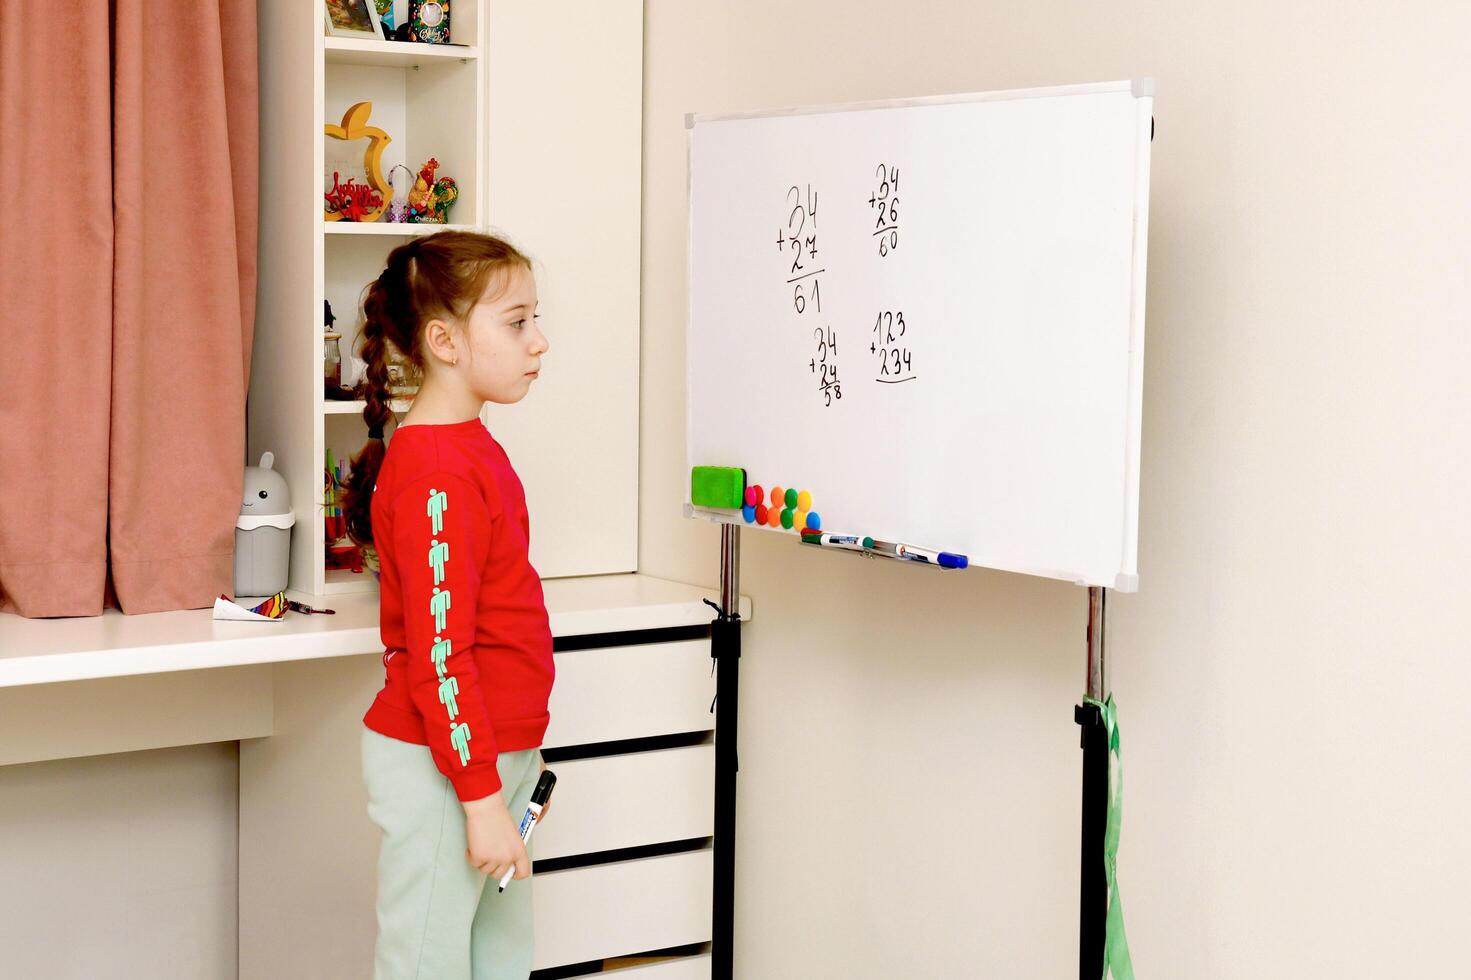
[685,80,1153,590]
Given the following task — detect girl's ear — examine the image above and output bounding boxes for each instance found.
[421,317,458,366]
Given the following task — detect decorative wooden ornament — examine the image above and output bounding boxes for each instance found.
[324,102,392,222]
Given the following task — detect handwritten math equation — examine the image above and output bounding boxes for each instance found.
[869,163,915,385]
[777,183,842,407]
[777,163,916,407]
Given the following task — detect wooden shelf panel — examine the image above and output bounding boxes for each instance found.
[324,37,477,68]
[323,400,413,415]
[325,222,479,237]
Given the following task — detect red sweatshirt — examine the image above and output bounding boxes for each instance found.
[362,417,555,801]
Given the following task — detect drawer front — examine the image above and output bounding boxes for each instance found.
[601,954,712,979]
[534,744,714,860]
[531,849,713,970]
[545,639,714,748]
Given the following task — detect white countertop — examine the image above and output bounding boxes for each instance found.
[0,574,751,689]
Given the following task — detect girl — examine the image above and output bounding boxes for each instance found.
[341,231,555,980]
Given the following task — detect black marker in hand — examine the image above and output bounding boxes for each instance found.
[499,769,556,892]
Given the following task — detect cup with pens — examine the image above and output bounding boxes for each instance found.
[324,449,362,572]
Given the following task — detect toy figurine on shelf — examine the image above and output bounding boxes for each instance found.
[428,177,459,222]
[406,158,437,216]
[407,157,459,224]
[385,164,414,223]
[324,171,384,222]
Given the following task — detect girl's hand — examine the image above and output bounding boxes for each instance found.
[462,793,530,881]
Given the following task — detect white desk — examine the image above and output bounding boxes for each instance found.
[0,574,751,689]
[0,574,750,978]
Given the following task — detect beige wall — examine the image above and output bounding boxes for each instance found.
[0,744,238,978]
[641,2,1470,976]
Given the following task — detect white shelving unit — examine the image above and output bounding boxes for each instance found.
[254,0,642,599]
[254,1,487,596]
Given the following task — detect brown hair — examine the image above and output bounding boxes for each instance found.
[340,230,531,548]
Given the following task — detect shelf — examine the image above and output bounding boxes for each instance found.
[324,400,413,415]
[323,567,378,595]
[325,222,479,237]
[324,37,477,68]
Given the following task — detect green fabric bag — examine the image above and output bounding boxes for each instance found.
[1083,694,1135,980]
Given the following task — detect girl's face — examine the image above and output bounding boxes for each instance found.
[460,265,548,405]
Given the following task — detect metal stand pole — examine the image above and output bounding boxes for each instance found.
[1075,586,1108,979]
[711,524,741,980]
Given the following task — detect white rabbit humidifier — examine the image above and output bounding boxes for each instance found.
[234,451,296,596]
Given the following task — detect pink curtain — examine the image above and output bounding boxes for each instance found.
[0,1,258,617]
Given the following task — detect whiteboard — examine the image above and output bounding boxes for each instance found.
[685,81,1153,590]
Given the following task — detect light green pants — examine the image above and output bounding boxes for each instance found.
[362,726,542,980]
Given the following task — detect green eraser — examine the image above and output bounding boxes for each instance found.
[691,466,746,509]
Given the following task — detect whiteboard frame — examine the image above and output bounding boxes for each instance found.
[684,79,1154,592]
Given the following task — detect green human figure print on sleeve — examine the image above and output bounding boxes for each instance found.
[438,674,460,720]
[391,471,504,800]
[428,538,450,586]
[430,586,451,633]
[430,635,452,678]
[426,487,448,535]
[449,721,472,766]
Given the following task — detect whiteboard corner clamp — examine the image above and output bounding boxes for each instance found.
[1132,77,1156,98]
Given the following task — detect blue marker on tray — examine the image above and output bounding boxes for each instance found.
[897,543,969,569]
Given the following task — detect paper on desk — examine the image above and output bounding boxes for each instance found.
[213,592,289,622]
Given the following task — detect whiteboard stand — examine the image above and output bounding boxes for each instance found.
[1075,586,1110,979]
[704,523,742,980]
[706,529,1115,980]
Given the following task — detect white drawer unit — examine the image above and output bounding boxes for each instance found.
[532,849,714,971]
[545,639,716,748]
[535,743,715,860]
